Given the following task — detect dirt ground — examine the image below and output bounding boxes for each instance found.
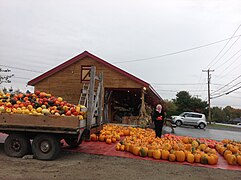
[0,144,240,180]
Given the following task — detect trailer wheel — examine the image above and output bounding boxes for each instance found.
[4,134,31,158]
[32,134,61,160]
[64,137,82,148]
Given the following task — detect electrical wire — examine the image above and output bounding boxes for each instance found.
[112,34,241,64]
[0,64,43,73]
[206,24,241,69]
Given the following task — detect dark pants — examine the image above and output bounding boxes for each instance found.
[154,120,164,138]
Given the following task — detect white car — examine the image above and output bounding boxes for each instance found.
[237,123,241,126]
[171,112,207,129]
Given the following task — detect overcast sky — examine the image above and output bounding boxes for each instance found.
[0,0,241,108]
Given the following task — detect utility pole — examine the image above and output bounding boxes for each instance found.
[202,69,214,123]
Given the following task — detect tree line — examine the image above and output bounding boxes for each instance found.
[164,91,241,123]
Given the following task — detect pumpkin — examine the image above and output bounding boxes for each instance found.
[199,143,207,151]
[139,147,148,157]
[191,140,199,148]
[200,155,208,164]
[237,155,241,166]
[207,155,217,165]
[120,145,125,151]
[125,143,130,152]
[90,134,98,141]
[123,129,130,136]
[224,150,232,160]
[175,151,185,162]
[111,137,117,143]
[133,146,141,156]
[186,153,195,163]
[147,149,154,158]
[229,145,239,154]
[116,144,121,151]
[168,153,176,162]
[194,153,201,163]
[105,138,112,144]
[153,150,162,160]
[98,135,105,142]
[182,136,189,144]
[161,150,170,160]
[129,144,134,153]
[226,154,237,165]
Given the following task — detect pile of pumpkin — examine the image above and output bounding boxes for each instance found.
[0,90,86,119]
[90,124,221,165]
[216,139,241,166]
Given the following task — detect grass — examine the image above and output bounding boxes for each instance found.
[207,123,240,131]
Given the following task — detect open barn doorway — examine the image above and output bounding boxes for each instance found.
[104,88,142,123]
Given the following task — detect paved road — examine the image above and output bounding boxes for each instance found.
[166,126,241,141]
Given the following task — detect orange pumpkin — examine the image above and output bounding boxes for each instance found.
[153,150,162,160]
[168,153,176,162]
[186,153,195,163]
[226,154,237,165]
[224,150,232,160]
[90,134,98,141]
[161,150,170,160]
[105,138,112,144]
[194,153,201,163]
[111,137,117,143]
[237,155,241,166]
[133,146,141,156]
[147,150,154,158]
[116,144,121,151]
[120,145,125,151]
[175,151,185,162]
[98,135,105,142]
[123,129,130,136]
[207,155,217,165]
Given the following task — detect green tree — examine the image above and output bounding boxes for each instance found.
[211,107,227,123]
[173,91,208,115]
[164,99,177,117]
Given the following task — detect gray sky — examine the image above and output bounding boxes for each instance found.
[0,0,241,108]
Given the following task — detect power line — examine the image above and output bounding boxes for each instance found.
[112,34,241,64]
[206,24,241,69]
[211,74,241,95]
[152,82,207,86]
[0,64,43,73]
[211,84,241,99]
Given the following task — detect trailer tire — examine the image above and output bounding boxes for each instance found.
[32,134,61,160]
[64,137,82,148]
[4,134,31,158]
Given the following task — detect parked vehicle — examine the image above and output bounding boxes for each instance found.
[171,112,207,129]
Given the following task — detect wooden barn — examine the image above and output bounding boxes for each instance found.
[28,51,163,124]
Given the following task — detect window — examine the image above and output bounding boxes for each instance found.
[81,66,91,82]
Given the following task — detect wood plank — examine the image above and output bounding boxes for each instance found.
[0,113,79,129]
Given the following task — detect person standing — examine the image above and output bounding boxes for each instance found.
[152,104,165,138]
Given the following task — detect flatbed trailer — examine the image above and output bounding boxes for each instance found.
[0,66,104,160]
[0,113,102,160]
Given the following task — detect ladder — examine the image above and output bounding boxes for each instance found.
[78,83,89,106]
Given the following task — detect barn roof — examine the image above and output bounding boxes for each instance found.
[28,51,162,101]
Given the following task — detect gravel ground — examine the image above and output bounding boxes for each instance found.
[0,143,240,180]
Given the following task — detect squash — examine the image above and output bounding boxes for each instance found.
[236,155,241,166]
[161,150,170,160]
[175,150,185,162]
[194,153,201,163]
[133,146,141,156]
[153,150,161,160]
[168,153,176,162]
[139,147,148,157]
[200,154,208,164]
[147,149,154,158]
[186,153,195,163]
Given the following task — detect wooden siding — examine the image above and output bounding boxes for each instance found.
[35,57,143,105]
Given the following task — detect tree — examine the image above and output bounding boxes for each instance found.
[164,99,177,117]
[173,91,208,115]
[211,107,227,123]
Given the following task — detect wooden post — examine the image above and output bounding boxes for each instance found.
[97,72,103,126]
[87,66,96,134]
[140,87,146,118]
